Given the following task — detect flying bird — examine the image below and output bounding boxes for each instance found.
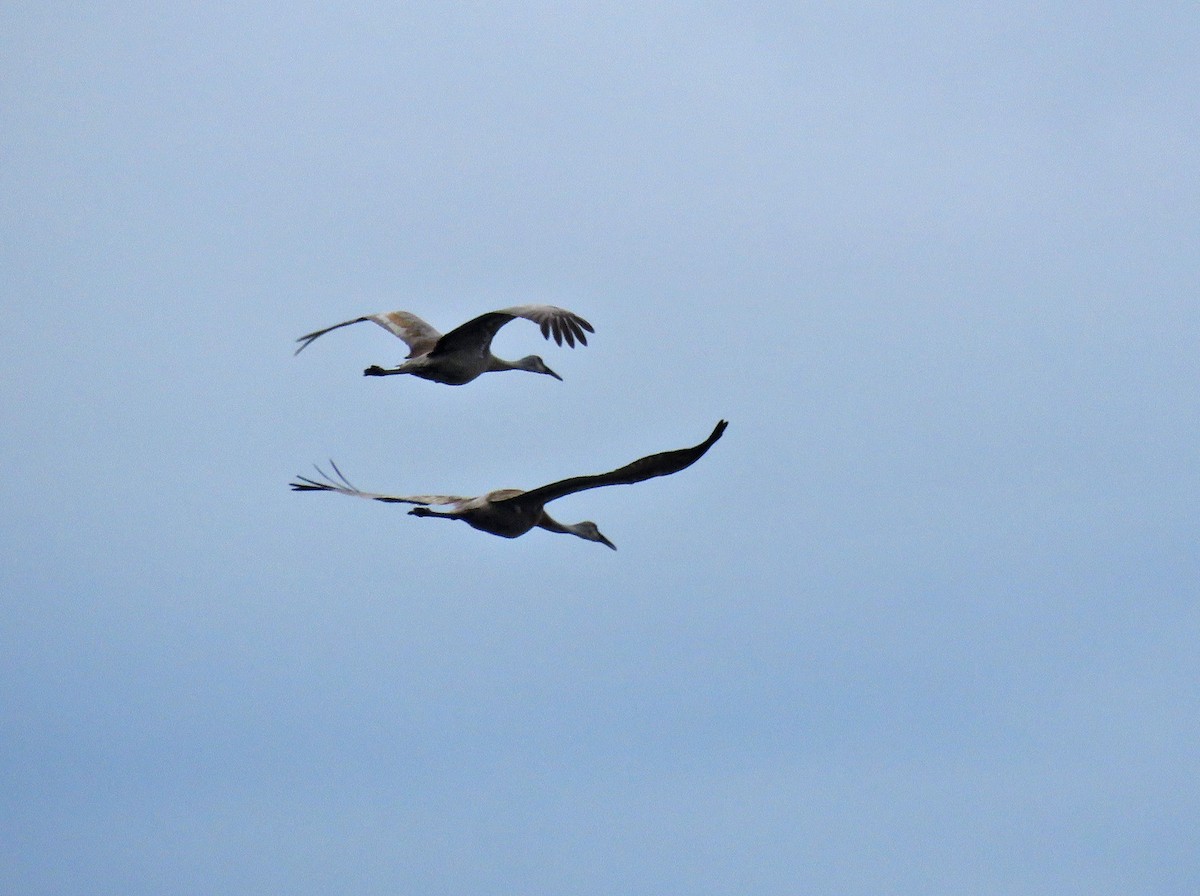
[294,305,593,385]
[290,420,728,549]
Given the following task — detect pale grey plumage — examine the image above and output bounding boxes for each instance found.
[294,304,593,385]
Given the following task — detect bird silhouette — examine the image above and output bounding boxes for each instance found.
[291,421,728,549]
[295,305,593,385]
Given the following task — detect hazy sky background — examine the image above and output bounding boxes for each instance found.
[2,2,1197,893]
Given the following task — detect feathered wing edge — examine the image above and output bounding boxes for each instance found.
[289,461,466,506]
[504,305,595,348]
[294,316,371,355]
[432,306,594,356]
[499,420,728,510]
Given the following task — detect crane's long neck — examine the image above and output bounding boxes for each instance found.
[537,514,571,535]
[486,354,521,372]
[537,514,616,549]
[488,354,561,380]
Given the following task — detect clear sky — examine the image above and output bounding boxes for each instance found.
[2,2,1197,893]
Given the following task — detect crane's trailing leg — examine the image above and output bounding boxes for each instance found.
[409,506,452,519]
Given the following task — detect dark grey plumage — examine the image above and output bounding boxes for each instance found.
[291,421,728,549]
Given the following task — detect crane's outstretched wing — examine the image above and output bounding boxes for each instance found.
[499,420,728,510]
[295,311,443,357]
[289,462,466,506]
[431,305,594,356]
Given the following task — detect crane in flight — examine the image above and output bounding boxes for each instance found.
[290,421,727,549]
[294,304,593,385]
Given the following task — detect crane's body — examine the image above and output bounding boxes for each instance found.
[295,305,593,385]
[291,421,728,549]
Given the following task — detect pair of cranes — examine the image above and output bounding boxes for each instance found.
[291,305,726,549]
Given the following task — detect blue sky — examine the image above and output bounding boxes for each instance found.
[2,2,1198,893]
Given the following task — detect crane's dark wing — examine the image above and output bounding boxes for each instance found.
[430,305,594,356]
[500,305,594,347]
[497,420,728,510]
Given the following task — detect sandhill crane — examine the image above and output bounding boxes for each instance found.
[294,305,593,385]
[290,420,728,549]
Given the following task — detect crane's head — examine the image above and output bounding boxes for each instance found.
[574,521,616,550]
[517,355,562,380]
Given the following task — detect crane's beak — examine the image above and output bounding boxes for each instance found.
[543,365,563,381]
[597,532,617,550]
